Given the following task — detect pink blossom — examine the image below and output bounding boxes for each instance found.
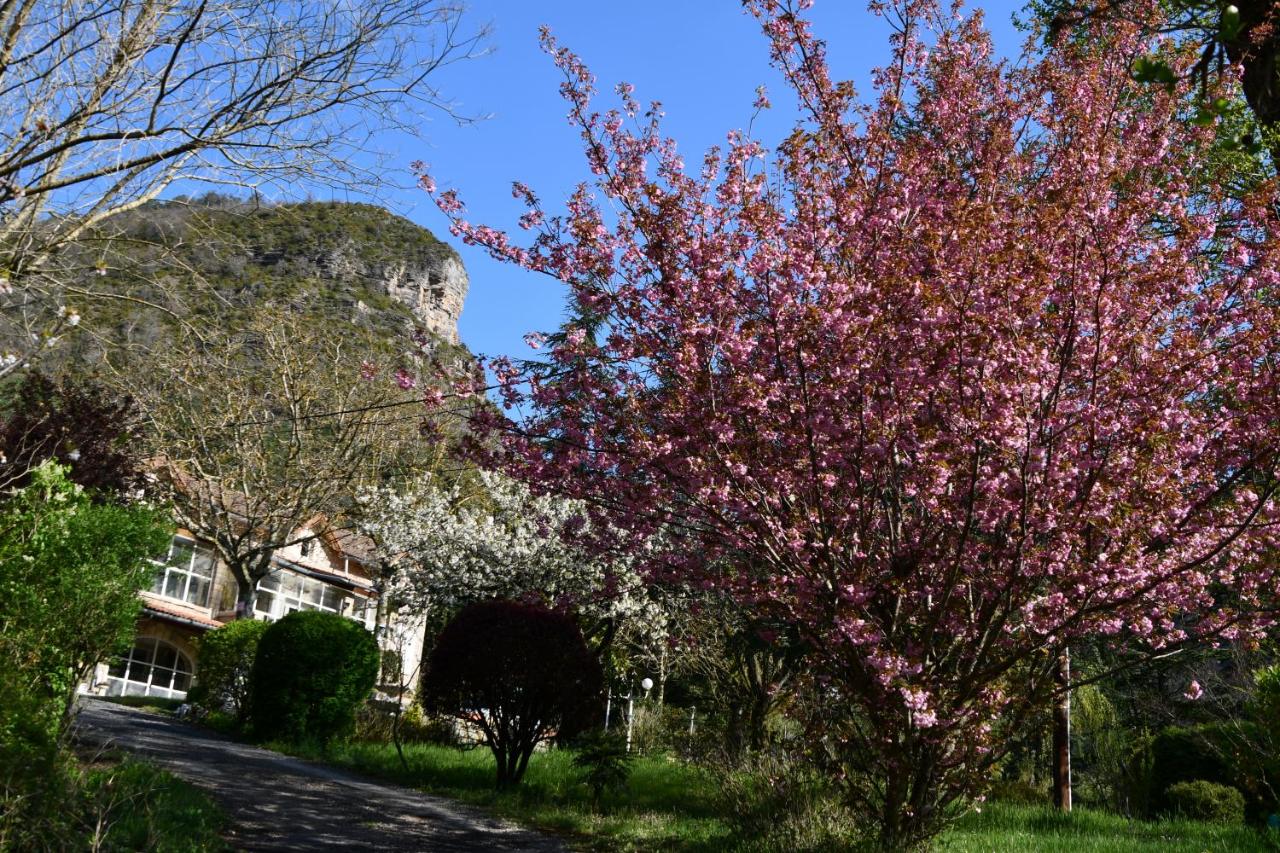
[394,368,416,390]
[423,0,1280,836]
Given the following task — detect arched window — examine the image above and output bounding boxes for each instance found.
[106,638,193,700]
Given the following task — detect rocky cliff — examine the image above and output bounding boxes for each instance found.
[379,253,469,345]
[30,197,472,365]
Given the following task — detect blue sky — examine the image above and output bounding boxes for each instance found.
[366,0,1026,362]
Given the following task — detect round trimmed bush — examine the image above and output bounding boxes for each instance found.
[249,610,379,744]
[1163,780,1245,825]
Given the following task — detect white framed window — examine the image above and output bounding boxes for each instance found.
[106,638,193,699]
[150,536,215,608]
[254,569,368,623]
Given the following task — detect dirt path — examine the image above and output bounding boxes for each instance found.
[74,699,569,852]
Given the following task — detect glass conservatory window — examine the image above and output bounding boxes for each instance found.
[150,536,215,608]
[253,569,367,623]
[106,638,193,700]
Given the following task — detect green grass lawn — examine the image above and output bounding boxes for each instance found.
[279,739,731,851]
[939,802,1277,852]
[277,738,1280,851]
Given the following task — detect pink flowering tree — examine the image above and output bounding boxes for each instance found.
[420,0,1280,845]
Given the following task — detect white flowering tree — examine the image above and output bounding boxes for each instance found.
[361,470,670,660]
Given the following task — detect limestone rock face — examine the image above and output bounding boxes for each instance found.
[382,254,468,344]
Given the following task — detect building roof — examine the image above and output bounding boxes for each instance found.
[330,524,380,565]
[149,457,384,569]
[271,553,377,594]
[139,592,225,630]
[297,512,379,565]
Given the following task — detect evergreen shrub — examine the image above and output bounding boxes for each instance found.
[1163,780,1245,825]
[193,618,269,722]
[1150,725,1233,804]
[249,610,378,744]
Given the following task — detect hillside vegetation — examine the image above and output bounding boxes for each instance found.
[21,195,471,373]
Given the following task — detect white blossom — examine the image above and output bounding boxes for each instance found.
[361,470,669,646]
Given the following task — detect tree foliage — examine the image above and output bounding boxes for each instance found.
[422,0,1280,844]
[0,460,168,845]
[0,461,169,741]
[0,372,145,497]
[676,598,804,760]
[133,298,440,612]
[422,600,603,788]
[1035,0,1280,167]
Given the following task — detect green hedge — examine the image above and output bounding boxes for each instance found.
[1150,723,1274,820]
[1163,780,1245,825]
[249,611,378,745]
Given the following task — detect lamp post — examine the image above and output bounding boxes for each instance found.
[626,677,655,753]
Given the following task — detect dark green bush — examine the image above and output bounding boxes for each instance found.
[249,611,378,745]
[1163,780,1245,825]
[1150,722,1272,820]
[194,619,269,721]
[1150,726,1233,803]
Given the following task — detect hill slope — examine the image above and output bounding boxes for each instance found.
[33,197,473,371]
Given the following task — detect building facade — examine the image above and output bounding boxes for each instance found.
[82,519,425,704]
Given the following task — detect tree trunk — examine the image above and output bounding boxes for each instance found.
[234,579,256,619]
[513,743,535,786]
[725,704,746,759]
[657,646,667,707]
[493,743,514,789]
[1052,647,1072,812]
[391,692,409,773]
[747,691,770,752]
[878,741,939,851]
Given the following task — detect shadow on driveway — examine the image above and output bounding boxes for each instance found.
[75,698,568,852]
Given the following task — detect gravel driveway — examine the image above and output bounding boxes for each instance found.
[74,698,568,852]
